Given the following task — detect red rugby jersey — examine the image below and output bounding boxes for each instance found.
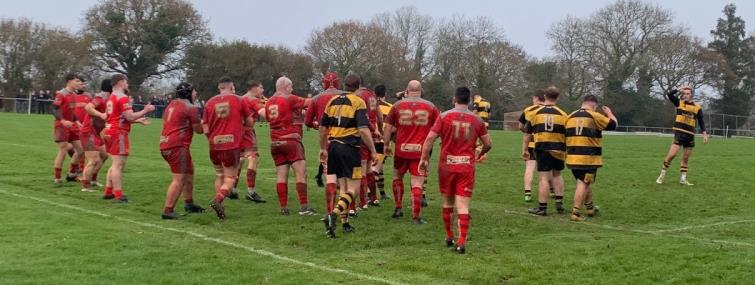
[265,93,306,141]
[304,88,342,128]
[385,97,440,159]
[241,95,264,143]
[203,93,251,151]
[431,107,488,172]
[105,92,133,134]
[356,88,379,133]
[79,92,108,134]
[160,99,200,150]
[72,93,91,129]
[52,89,76,127]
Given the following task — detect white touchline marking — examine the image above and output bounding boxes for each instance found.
[0,189,406,285]
[501,209,755,247]
[649,219,755,233]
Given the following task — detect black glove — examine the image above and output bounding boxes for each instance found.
[668,89,678,96]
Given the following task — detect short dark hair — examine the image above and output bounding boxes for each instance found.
[100,79,113,93]
[455,86,471,105]
[247,80,261,91]
[544,86,560,101]
[111,74,128,86]
[582,95,599,103]
[65,73,81,82]
[218,76,233,85]
[344,74,360,92]
[374,84,386,97]
[533,89,545,102]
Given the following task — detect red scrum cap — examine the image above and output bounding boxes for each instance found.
[322,72,339,90]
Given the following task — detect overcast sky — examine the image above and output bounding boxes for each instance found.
[2,0,753,58]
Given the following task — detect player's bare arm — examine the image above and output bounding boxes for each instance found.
[318,126,329,163]
[358,126,379,163]
[85,102,107,120]
[383,123,396,156]
[477,134,492,161]
[123,104,155,122]
[419,131,439,174]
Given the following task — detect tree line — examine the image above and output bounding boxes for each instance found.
[0,0,752,127]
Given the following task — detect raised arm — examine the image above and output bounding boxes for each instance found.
[666,89,680,107]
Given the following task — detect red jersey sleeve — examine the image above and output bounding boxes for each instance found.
[53,93,65,107]
[304,98,317,128]
[430,114,443,133]
[120,97,132,112]
[239,97,252,120]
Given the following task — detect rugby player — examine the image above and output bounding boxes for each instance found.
[518,90,545,202]
[320,74,379,238]
[102,74,155,203]
[265,77,315,216]
[204,77,255,220]
[159,83,206,219]
[52,73,85,184]
[420,86,492,254]
[355,80,383,209]
[373,84,393,200]
[232,81,267,203]
[304,72,344,214]
[524,86,567,216]
[656,86,708,186]
[79,79,111,192]
[565,95,618,221]
[383,80,440,224]
[472,93,491,163]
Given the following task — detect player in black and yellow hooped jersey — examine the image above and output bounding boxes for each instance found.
[655,85,708,186]
[518,89,545,202]
[319,74,379,238]
[565,95,617,222]
[473,93,491,162]
[372,84,393,201]
[524,86,568,216]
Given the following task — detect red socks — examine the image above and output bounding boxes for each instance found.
[214,187,229,203]
[78,160,84,173]
[104,186,113,196]
[325,183,337,213]
[246,169,256,188]
[80,179,90,189]
[367,172,377,201]
[442,207,454,239]
[69,163,77,175]
[54,168,62,179]
[458,214,470,246]
[411,187,422,218]
[276,183,288,208]
[92,172,98,182]
[392,179,404,209]
[359,178,367,207]
[164,206,174,214]
[296,182,308,205]
[114,189,123,199]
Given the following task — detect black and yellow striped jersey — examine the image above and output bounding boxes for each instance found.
[525,105,568,158]
[378,99,392,118]
[518,104,542,148]
[667,91,706,135]
[473,97,491,126]
[565,109,617,169]
[321,93,369,146]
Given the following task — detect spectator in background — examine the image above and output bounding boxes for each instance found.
[42,90,53,114]
[32,91,39,114]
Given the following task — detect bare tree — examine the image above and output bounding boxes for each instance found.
[372,6,434,79]
[647,34,710,96]
[0,19,44,96]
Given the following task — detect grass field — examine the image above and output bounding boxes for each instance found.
[0,112,754,285]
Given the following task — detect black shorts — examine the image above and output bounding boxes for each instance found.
[571,168,598,184]
[535,150,565,172]
[673,132,695,148]
[327,141,362,179]
[527,147,536,161]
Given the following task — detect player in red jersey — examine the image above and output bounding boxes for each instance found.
[52,73,85,184]
[80,79,112,192]
[304,72,344,214]
[204,77,255,220]
[102,74,155,203]
[355,80,383,210]
[383,80,440,224]
[264,76,314,216]
[231,81,268,203]
[73,80,101,192]
[419,86,492,254]
[159,82,206,219]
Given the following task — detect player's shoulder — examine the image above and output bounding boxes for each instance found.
[379,100,393,107]
[524,104,540,112]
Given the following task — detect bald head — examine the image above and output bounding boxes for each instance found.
[406,80,422,97]
[276,76,293,94]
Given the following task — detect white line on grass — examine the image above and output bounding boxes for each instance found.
[0,189,406,285]
[500,209,755,247]
[649,219,755,233]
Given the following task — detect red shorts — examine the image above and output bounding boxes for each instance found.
[270,140,305,166]
[394,156,424,177]
[360,143,373,161]
[161,146,194,174]
[103,132,130,156]
[210,148,241,169]
[240,132,257,152]
[80,131,103,151]
[53,125,79,143]
[438,167,475,197]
